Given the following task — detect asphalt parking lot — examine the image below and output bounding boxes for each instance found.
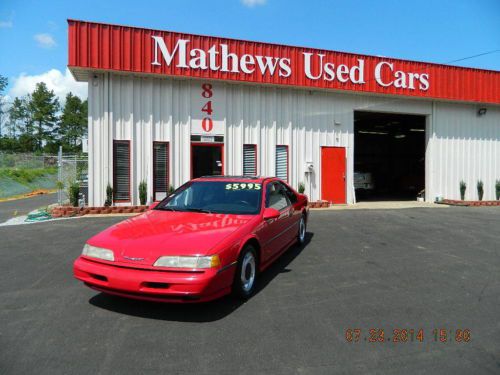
[1,207,499,374]
[0,193,57,224]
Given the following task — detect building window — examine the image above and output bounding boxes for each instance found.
[113,140,131,202]
[153,142,169,201]
[243,144,257,176]
[275,145,288,182]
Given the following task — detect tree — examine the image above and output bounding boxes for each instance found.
[0,74,7,136]
[28,82,59,151]
[0,75,6,93]
[59,92,87,152]
[8,96,31,139]
[4,96,37,152]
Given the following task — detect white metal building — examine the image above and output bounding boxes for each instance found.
[68,20,500,206]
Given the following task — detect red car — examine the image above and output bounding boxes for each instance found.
[73,176,309,303]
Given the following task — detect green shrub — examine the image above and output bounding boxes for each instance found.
[105,183,113,206]
[68,181,80,207]
[168,184,175,196]
[477,180,484,201]
[459,180,466,200]
[496,180,500,201]
[298,182,306,194]
[139,180,148,205]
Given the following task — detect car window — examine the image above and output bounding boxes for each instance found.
[279,182,298,204]
[266,182,290,211]
[156,181,262,215]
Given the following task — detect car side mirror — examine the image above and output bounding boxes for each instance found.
[149,201,160,210]
[263,207,280,220]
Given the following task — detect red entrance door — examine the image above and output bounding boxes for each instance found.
[321,147,346,204]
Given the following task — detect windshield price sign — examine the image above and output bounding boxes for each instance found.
[225,183,261,190]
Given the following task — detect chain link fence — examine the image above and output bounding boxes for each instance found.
[0,152,58,169]
[0,151,88,203]
[57,149,88,206]
[0,152,59,199]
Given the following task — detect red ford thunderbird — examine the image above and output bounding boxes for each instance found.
[73,176,309,303]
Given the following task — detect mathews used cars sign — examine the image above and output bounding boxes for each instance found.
[68,20,500,104]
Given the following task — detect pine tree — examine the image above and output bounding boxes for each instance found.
[28,82,59,151]
[0,74,7,136]
[59,92,88,152]
[7,96,36,151]
[8,96,31,138]
[0,75,6,93]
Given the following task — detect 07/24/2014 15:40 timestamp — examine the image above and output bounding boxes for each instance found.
[345,328,471,343]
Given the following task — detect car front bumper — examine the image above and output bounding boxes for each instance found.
[73,256,235,303]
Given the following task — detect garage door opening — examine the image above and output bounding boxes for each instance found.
[192,144,224,178]
[354,111,426,202]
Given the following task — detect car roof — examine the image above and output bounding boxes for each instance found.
[195,175,272,183]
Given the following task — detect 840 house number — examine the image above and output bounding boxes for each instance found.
[201,83,213,132]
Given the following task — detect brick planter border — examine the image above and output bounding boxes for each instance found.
[439,199,500,207]
[308,201,330,209]
[50,205,148,217]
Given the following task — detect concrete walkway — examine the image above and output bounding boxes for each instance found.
[315,200,447,210]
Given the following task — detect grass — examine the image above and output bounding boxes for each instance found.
[0,167,57,185]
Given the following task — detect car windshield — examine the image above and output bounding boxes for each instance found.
[156,181,263,215]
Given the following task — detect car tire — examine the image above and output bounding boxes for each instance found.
[298,215,306,246]
[232,245,258,299]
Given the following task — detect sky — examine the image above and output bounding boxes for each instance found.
[0,0,499,103]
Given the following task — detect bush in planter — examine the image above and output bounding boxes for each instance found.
[477,180,484,201]
[139,181,148,205]
[496,180,500,201]
[298,182,306,194]
[105,183,113,206]
[459,180,466,200]
[167,184,175,196]
[68,181,80,207]
[56,180,64,205]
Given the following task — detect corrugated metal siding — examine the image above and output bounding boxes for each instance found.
[88,73,500,206]
[70,20,500,104]
[430,103,500,200]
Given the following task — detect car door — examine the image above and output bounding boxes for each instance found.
[277,181,301,244]
[259,181,293,262]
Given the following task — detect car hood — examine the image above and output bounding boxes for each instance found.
[87,210,254,265]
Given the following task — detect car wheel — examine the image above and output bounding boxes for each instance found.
[298,215,306,245]
[233,246,257,299]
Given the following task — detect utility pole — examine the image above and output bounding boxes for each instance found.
[57,145,63,205]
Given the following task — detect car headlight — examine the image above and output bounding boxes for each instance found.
[82,244,114,261]
[153,255,220,269]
